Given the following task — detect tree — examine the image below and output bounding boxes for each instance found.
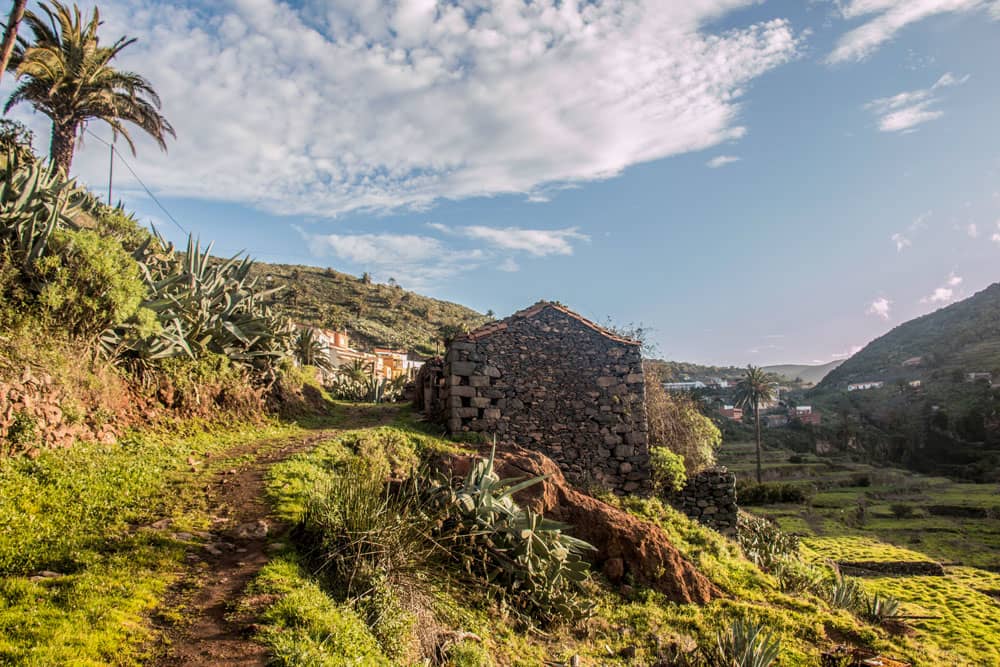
[644,370,721,475]
[4,1,174,174]
[0,0,27,85]
[734,365,777,483]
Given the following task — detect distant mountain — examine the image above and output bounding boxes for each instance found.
[250,262,489,356]
[817,282,1000,390]
[763,361,842,386]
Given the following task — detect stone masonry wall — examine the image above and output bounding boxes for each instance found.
[670,468,738,536]
[442,305,651,494]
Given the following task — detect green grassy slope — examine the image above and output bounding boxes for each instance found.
[249,261,489,356]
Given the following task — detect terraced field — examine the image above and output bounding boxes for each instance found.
[719,441,1000,665]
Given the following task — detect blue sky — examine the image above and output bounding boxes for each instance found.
[6,0,1000,366]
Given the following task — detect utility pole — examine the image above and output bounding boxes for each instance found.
[107,141,113,205]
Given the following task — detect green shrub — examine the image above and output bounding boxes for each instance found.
[650,446,687,493]
[445,640,492,667]
[772,557,825,595]
[5,411,38,453]
[889,503,916,519]
[35,228,146,336]
[737,481,812,505]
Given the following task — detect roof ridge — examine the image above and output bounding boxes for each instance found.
[460,300,640,345]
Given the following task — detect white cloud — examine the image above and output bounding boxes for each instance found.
[497,257,520,272]
[866,296,892,320]
[920,272,963,304]
[828,0,1000,64]
[15,1,801,218]
[865,73,968,133]
[891,232,911,251]
[706,155,741,168]
[299,229,483,289]
[991,220,1000,243]
[967,223,979,238]
[455,226,588,257]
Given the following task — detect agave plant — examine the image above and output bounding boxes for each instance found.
[827,573,865,610]
[102,232,293,367]
[436,443,596,624]
[862,592,902,624]
[0,154,81,267]
[709,618,782,667]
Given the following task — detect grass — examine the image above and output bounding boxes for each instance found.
[719,438,1000,666]
[0,418,306,665]
[252,420,973,666]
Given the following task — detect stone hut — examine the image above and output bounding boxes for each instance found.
[418,301,652,494]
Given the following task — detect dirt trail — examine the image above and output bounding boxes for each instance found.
[152,406,396,666]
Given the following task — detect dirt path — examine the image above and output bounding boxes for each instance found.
[151,406,397,666]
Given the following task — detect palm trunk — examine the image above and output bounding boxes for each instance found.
[754,401,762,484]
[49,120,78,175]
[0,0,27,84]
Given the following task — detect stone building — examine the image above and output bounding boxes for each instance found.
[417,301,651,494]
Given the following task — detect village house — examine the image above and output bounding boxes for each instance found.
[719,405,743,421]
[416,301,651,494]
[302,327,421,381]
[663,380,706,391]
[967,372,993,383]
[847,381,884,391]
[791,405,820,426]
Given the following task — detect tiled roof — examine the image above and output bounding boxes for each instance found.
[459,300,641,346]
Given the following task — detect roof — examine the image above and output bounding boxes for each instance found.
[458,301,641,346]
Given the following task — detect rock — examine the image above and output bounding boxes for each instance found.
[234,520,269,539]
[204,544,223,556]
[603,557,625,581]
[173,532,195,541]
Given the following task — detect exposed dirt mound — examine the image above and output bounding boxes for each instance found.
[440,443,720,604]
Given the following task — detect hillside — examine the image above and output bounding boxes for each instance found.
[249,261,489,356]
[818,282,1000,390]
[644,359,745,382]
[764,360,842,386]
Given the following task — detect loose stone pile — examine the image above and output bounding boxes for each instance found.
[419,302,652,495]
[670,468,738,536]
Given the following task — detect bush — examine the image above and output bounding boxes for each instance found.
[4,411,37,454]
[645,373,721,473]
[445,640,492,667]
[34,229,146,336]
[650,446,687,493]
[737,482,812,505]
[889,503,916,519]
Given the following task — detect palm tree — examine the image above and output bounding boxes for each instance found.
[293,328,333,373]
[0,1,28,84]
[734,365,777,484]
[4,1,174,174]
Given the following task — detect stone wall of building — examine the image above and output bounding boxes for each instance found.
[670,468,738,536]
[438,303,651,495]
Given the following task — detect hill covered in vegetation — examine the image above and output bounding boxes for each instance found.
[798,285,1000,479]
[250,261,489,356]
[764,361,842,386]
[818,283,1000,390]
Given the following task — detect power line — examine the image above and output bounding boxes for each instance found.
[84,128,188,236]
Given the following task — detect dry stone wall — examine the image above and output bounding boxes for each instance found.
[440,305,651,494]
[670,468,738,536]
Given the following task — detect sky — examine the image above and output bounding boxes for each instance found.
[5,0,1000,366]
